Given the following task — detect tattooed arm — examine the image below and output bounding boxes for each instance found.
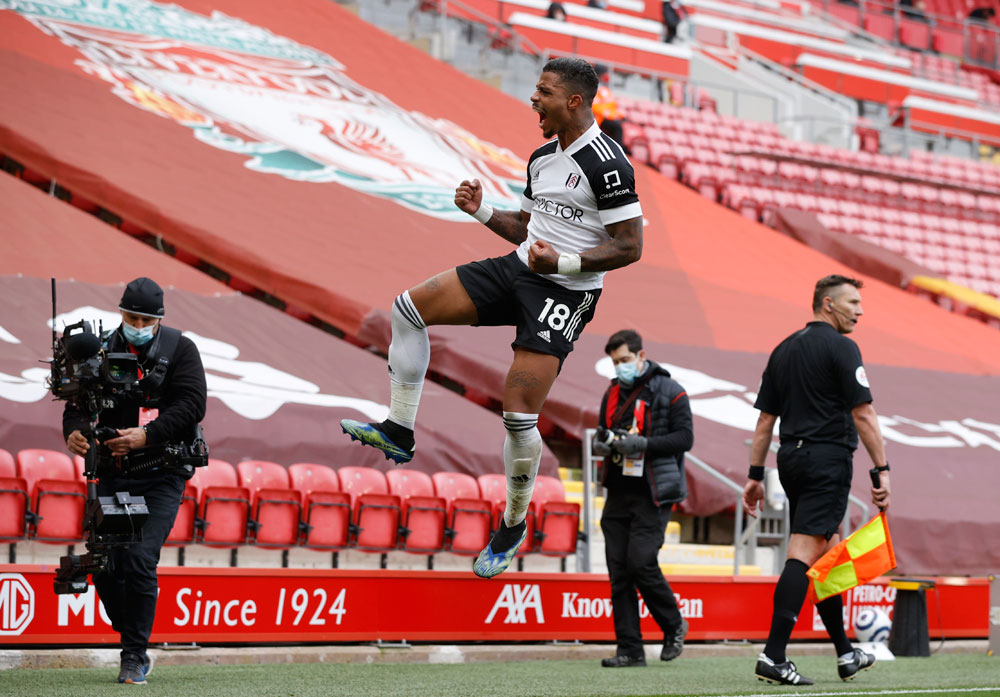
[454,178,529,245]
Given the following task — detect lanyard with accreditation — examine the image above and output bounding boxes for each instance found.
[605,375,652,477]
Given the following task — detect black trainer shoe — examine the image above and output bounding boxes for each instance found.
[838,648,876,680]
[601,654,647,667]
[755,653,814,686]
[117,656,147,685]
[661,618,689,661]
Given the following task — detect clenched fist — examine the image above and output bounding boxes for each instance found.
[454,179,483,216]
[528,240,559,273]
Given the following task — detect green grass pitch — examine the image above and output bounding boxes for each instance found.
[3,653,999,696]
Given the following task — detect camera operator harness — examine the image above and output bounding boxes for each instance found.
[98,326,208,479]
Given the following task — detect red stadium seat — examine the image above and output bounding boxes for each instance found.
[237,460,301,550]
[165,481,199,547]
[432,471,491,555]
[477,473,536,554]
[72,455,86,481]
[681,162,719,200]
[386,469,446,554]
[193,459,250,547]
[0,448,15,476]
[899,19,932,50]
[17,449,85,543]
[531,475,580,558]
[0,449,26,542]
[339,466,401,553]
[0,475,30,542]
[289,463,351,550]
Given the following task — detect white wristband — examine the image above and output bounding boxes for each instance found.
[557,252,582,275]
[472,202,494,224]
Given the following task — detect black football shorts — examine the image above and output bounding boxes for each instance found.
[777,442,853,540]
[456,251,600,362]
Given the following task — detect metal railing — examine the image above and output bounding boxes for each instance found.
[683,450,782,575]
[537,49,782,122]
[772,111,1000,159]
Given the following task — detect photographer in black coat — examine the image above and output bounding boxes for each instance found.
[594,329,693,668]
[64,277,207,685]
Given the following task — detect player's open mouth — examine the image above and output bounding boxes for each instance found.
[536,108,547,129]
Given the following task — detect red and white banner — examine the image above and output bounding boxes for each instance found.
[0,566,988,645]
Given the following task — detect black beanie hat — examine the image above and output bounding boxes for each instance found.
[119,277,165,318]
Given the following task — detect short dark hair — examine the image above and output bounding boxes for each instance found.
[542,57,599,106]
[813,274,863,312]
[605,329,643,355]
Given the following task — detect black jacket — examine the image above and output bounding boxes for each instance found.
[598,360,693,506]
[63,325,207,453]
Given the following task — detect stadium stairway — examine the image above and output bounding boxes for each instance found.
[557,468,767,576]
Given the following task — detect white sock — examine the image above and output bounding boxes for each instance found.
[502,412,542,528]
[387,291,428,430]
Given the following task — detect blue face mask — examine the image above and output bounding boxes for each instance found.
[122,321,156,346]
[615,359,640,385]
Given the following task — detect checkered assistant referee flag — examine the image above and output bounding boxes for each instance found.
[806,512,897,604]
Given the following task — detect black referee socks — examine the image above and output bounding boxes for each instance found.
[764,558,810,663]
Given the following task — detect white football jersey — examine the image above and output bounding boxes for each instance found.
[517,122,642,290]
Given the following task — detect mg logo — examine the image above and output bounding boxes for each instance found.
[0,573,35,635]
[485,584,545,625]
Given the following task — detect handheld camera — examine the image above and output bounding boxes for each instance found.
[45,279,149,595]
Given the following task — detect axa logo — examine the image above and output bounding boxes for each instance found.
[0,573,35,636]
[485,584,545,624]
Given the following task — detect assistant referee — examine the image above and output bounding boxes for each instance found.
[742,274,891,687]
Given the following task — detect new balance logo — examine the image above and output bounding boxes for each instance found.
[537,330,551,342]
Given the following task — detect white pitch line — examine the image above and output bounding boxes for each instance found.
[712,688,1000,697]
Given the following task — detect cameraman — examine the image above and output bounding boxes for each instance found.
[64,277,207,685]
[593,329,693,668]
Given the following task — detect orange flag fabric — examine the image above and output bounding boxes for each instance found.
[806,512,896,604]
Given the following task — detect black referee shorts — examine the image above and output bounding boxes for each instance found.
[776,442,853,540]
[456,251,600,362]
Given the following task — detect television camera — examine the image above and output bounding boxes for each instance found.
[45,278,149,595]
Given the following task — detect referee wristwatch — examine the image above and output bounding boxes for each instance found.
[872,462,890,472]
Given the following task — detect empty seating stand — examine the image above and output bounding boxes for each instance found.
[505,12,692,77]
[432,471,492,556]
[619,95,1000,304]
